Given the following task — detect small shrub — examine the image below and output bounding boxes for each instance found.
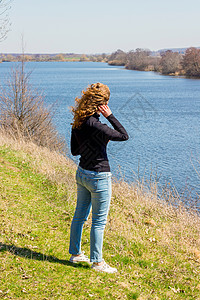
[0,59,65,153]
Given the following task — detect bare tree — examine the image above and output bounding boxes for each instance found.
[0,57,66,152]
[0,0,12,42]
[159,50,182,75]
[108,49,127,66]
[182,47,200,77]
[126,48,151,71]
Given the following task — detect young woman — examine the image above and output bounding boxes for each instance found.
[69,82,129,273]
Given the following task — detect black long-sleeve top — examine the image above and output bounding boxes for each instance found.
[70,112,129,172]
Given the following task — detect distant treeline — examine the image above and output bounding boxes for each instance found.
[0,53,108,63]
[107,47,200,78]
[1,47,200,77]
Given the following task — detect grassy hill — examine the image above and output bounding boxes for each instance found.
[0,133,200,299]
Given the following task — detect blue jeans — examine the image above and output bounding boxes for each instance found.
[69,165,112,263]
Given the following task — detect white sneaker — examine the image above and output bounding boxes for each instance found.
[69,251,91,264]
[91,259,117,273]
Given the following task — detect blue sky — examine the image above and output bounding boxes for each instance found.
[1,0,200,53]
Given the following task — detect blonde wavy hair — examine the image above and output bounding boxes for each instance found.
[70,82,110,129]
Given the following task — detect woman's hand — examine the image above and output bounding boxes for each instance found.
[98,105,112,118]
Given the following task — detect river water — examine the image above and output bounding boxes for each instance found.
[0,62,200,204]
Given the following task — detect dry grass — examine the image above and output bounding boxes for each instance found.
[0,128,75,180]
[110,178,200,259]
